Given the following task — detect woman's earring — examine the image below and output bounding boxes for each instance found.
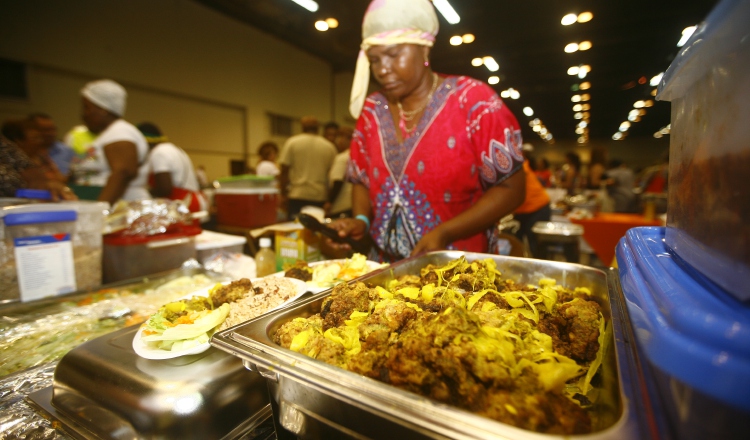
[424,60,430,67]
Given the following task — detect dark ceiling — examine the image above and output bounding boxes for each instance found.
[195,0,718,142]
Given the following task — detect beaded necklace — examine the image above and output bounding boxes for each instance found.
[397,73,438,138]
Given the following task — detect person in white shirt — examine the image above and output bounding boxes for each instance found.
[137,122,207,212]
[73,79,150,205]
[255,141,280,177]
[326,126,354,218]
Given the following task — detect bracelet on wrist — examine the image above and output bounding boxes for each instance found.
[355,214,370,230]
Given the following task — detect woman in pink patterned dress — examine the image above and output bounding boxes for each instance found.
[328,0,526,262]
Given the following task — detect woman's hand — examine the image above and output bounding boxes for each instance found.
[411,226,450,256]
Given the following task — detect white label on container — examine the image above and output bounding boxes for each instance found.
[14,234,77,302]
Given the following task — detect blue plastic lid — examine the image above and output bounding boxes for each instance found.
[15,189,52,200]
[616,227,750,412]
[4,210,77,226]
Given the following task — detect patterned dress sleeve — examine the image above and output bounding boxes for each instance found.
[461,78,525,190]
[0,138,33,197]
[346,111,371,188]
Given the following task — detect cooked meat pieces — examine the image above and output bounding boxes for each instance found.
[538,298,601,362]
[274,257,602,435]
[285,261,313,281]
[320,282,374,330]
[210,278,254,306]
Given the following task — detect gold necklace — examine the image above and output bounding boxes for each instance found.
[397,73,439,135]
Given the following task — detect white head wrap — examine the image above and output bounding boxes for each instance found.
[81,79,127,117]
[349,0,439,119]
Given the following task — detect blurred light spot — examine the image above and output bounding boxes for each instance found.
[677,25,697,47]
[450,35,463,46]
[577,12,593,23]
[565,43,579,53]
[488,76,500,85]
[462,34,475,43]
[579,81,591,90]
[578,41,592,51]
[561,13,577,25]
[471,57,483,67]
[523,107,534,116]
[314,20,329,31]
[325,18,338,28]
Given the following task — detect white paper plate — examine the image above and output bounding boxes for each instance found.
[271,259,386,293]
[133,277,308,359]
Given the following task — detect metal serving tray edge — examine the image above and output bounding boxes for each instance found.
[211,251,646,440]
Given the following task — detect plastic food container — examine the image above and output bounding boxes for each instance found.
[212,251,651,440]
[102,225,201,283]
[195,229,247,262]
[215,187,278,229]
[28,325,272,439]
[617,227,750,440]
[0,201,107,304]
[656,0,750,300]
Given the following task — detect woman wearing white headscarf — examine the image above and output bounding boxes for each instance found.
[328,0,526,261]
[72,79,150,204]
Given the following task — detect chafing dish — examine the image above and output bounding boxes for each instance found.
[212,251,650,439]
[28,324,271,440]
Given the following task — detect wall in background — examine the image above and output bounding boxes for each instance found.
[0,0,337,181]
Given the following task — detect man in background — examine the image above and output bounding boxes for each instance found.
[322,121,339,144]
[278,116,337,219]
[28,113,75,179]
[137,122,206,212]
[326,126,354,218]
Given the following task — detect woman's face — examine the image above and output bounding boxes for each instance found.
[19,128,44,154]
[81,98,113,134]
[367,44,427,101]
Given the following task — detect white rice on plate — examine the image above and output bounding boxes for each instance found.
[219,277,300,331]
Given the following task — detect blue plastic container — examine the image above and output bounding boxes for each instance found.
[617,227,750,440]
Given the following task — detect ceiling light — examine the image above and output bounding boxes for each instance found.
[565,43,579,53]
[533,125,541,132]
[567,66,580,75]
[462,34,475,43]
[651,89,658,96]
[573,104,583,112]
[661,126,671,134]
[571,95,581,102]
[644,100,654,107]
[580,94,590,101]
[578,70,587,79]
[325,18,338,28]
[580,65,591,73]
[500,90,510,98]
[471,57,483,67]
[582,104,591,111]
[575,127,584,135]
[574,112,583,119]
[578,121,588,128]
[544,133,553,141]
[488,76,500,85]
[578,136,587,144]
[613,132,623,140]
[531,118,540,126]
[483,56,499,72]
[450,35,463,46]
[578,41,592,51]
[433,0,461,24]
[639,109,647,116]
[654,132,663,139]
[290,0,318,12]
[509,89,520,100]
[571,84,579,92]
[579,81,591,90]
[619,122,631,131]
[677,25,697,47]
[650,72,664,87]
[629,109,640,117]
[634,100,645,108]
[523,107,534,116]
[561,13,577,25]
[540,128,548,135]
[577,12,593,23]
[628,114,640,122]
[314,20,329,31]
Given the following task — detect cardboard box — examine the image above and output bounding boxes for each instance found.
[251,222,320,271]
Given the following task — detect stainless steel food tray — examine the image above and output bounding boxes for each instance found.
[28,324,272,440]
[212,251,651,440]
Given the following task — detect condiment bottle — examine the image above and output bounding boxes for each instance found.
[255,237,276,277]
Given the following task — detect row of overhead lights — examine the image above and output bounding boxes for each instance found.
[529,118,554,143]
[562,11,594,143]
[611,25,696,139]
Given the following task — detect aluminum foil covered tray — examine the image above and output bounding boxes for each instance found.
[212,251,648,440]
